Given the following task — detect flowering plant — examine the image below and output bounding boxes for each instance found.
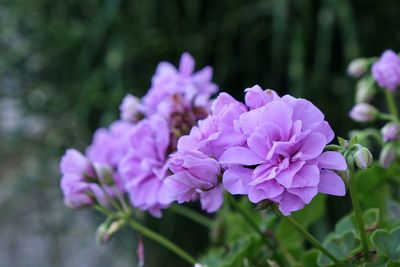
[60,51,400,267]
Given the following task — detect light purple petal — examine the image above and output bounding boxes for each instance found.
[287,187,318,204]
[179,52,195,77]
[318,152,347,171]
[200,186,224,213]
[219,147,265,165]
[248,180,284,203]
[275,160,305,188]
[297,133,327,160]
[247,132,269,159]
[277,192,305,216]
[291,164,320,188]
[222,165,252,194]
[318,170,346,196]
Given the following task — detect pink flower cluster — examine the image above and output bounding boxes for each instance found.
[167,86,347,215]
[60,53,218,216]
[60,53,347,217]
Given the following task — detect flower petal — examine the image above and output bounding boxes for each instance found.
[223,165,252,194]
[318,170,346,196]
[200,186,224,213]
[219,147,264,165]
[318,152,347,171]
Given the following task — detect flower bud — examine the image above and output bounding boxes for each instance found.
[381,122,400,142]
[94,163,114,185]
[349,103,378,122]
[380,143,397,168]
[354,147,373,169]
[355,77,376,103]
[348,58,369,78]
[96,219,124,244]
[119,94,141,122]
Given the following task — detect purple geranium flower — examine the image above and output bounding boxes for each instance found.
[219,87,347,215]
[165,91,248,212]
[60,149,107,208]
[372,50,400,91]
[86,120,136,192]
[86,120,135,168]
[118,115,171,217]
[142,52,218,117]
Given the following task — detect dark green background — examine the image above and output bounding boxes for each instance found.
[1,0,400,266]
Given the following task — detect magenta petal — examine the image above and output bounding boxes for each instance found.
[318,170,346,196]
[200,186,223,213]
[318,152,347,171]
[223,165,252,194]
[219,147,264,165]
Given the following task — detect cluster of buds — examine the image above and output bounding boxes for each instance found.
[348,50,400,169]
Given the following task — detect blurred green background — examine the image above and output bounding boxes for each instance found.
[1,0,400,266]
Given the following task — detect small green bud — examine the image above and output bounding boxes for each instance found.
[96,219,124,244]
[354,147,373,169]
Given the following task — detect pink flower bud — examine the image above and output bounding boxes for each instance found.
[348,58,369,78]
[119,94,141,122]
[380,143,397,168]
[354,147,373,170]
[349,103,378,122]
[381,122,400,142]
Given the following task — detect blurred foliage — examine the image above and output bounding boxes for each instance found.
[2,0,400,266]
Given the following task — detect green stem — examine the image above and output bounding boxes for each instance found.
[125,217,197,265]
[377,113,396,121]
[227,196,284,267]
[275,208,346,267]
[384,90,399,121]
[169,205,213,229]
[348,169,369,261]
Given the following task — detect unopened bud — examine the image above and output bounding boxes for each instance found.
[380,143,397,168]
[96,219,124,244]
[93,163,114,185]
[355,77,376,103]
[349,103,378,122]
[348,58,369,78]
[120,94,141,122]
[354,147,373,169]
[381,122,400,142]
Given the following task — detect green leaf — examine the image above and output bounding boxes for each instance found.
[334,208,380,235]
[317,230,361,266]
[364,208,380,231]
[349,135,359,146]
[371,226,400,261]
[301,249,319,267]
[362,256,389,267]
[338,137,347,147]
[200,236,265,267]
[335,215,354,235]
